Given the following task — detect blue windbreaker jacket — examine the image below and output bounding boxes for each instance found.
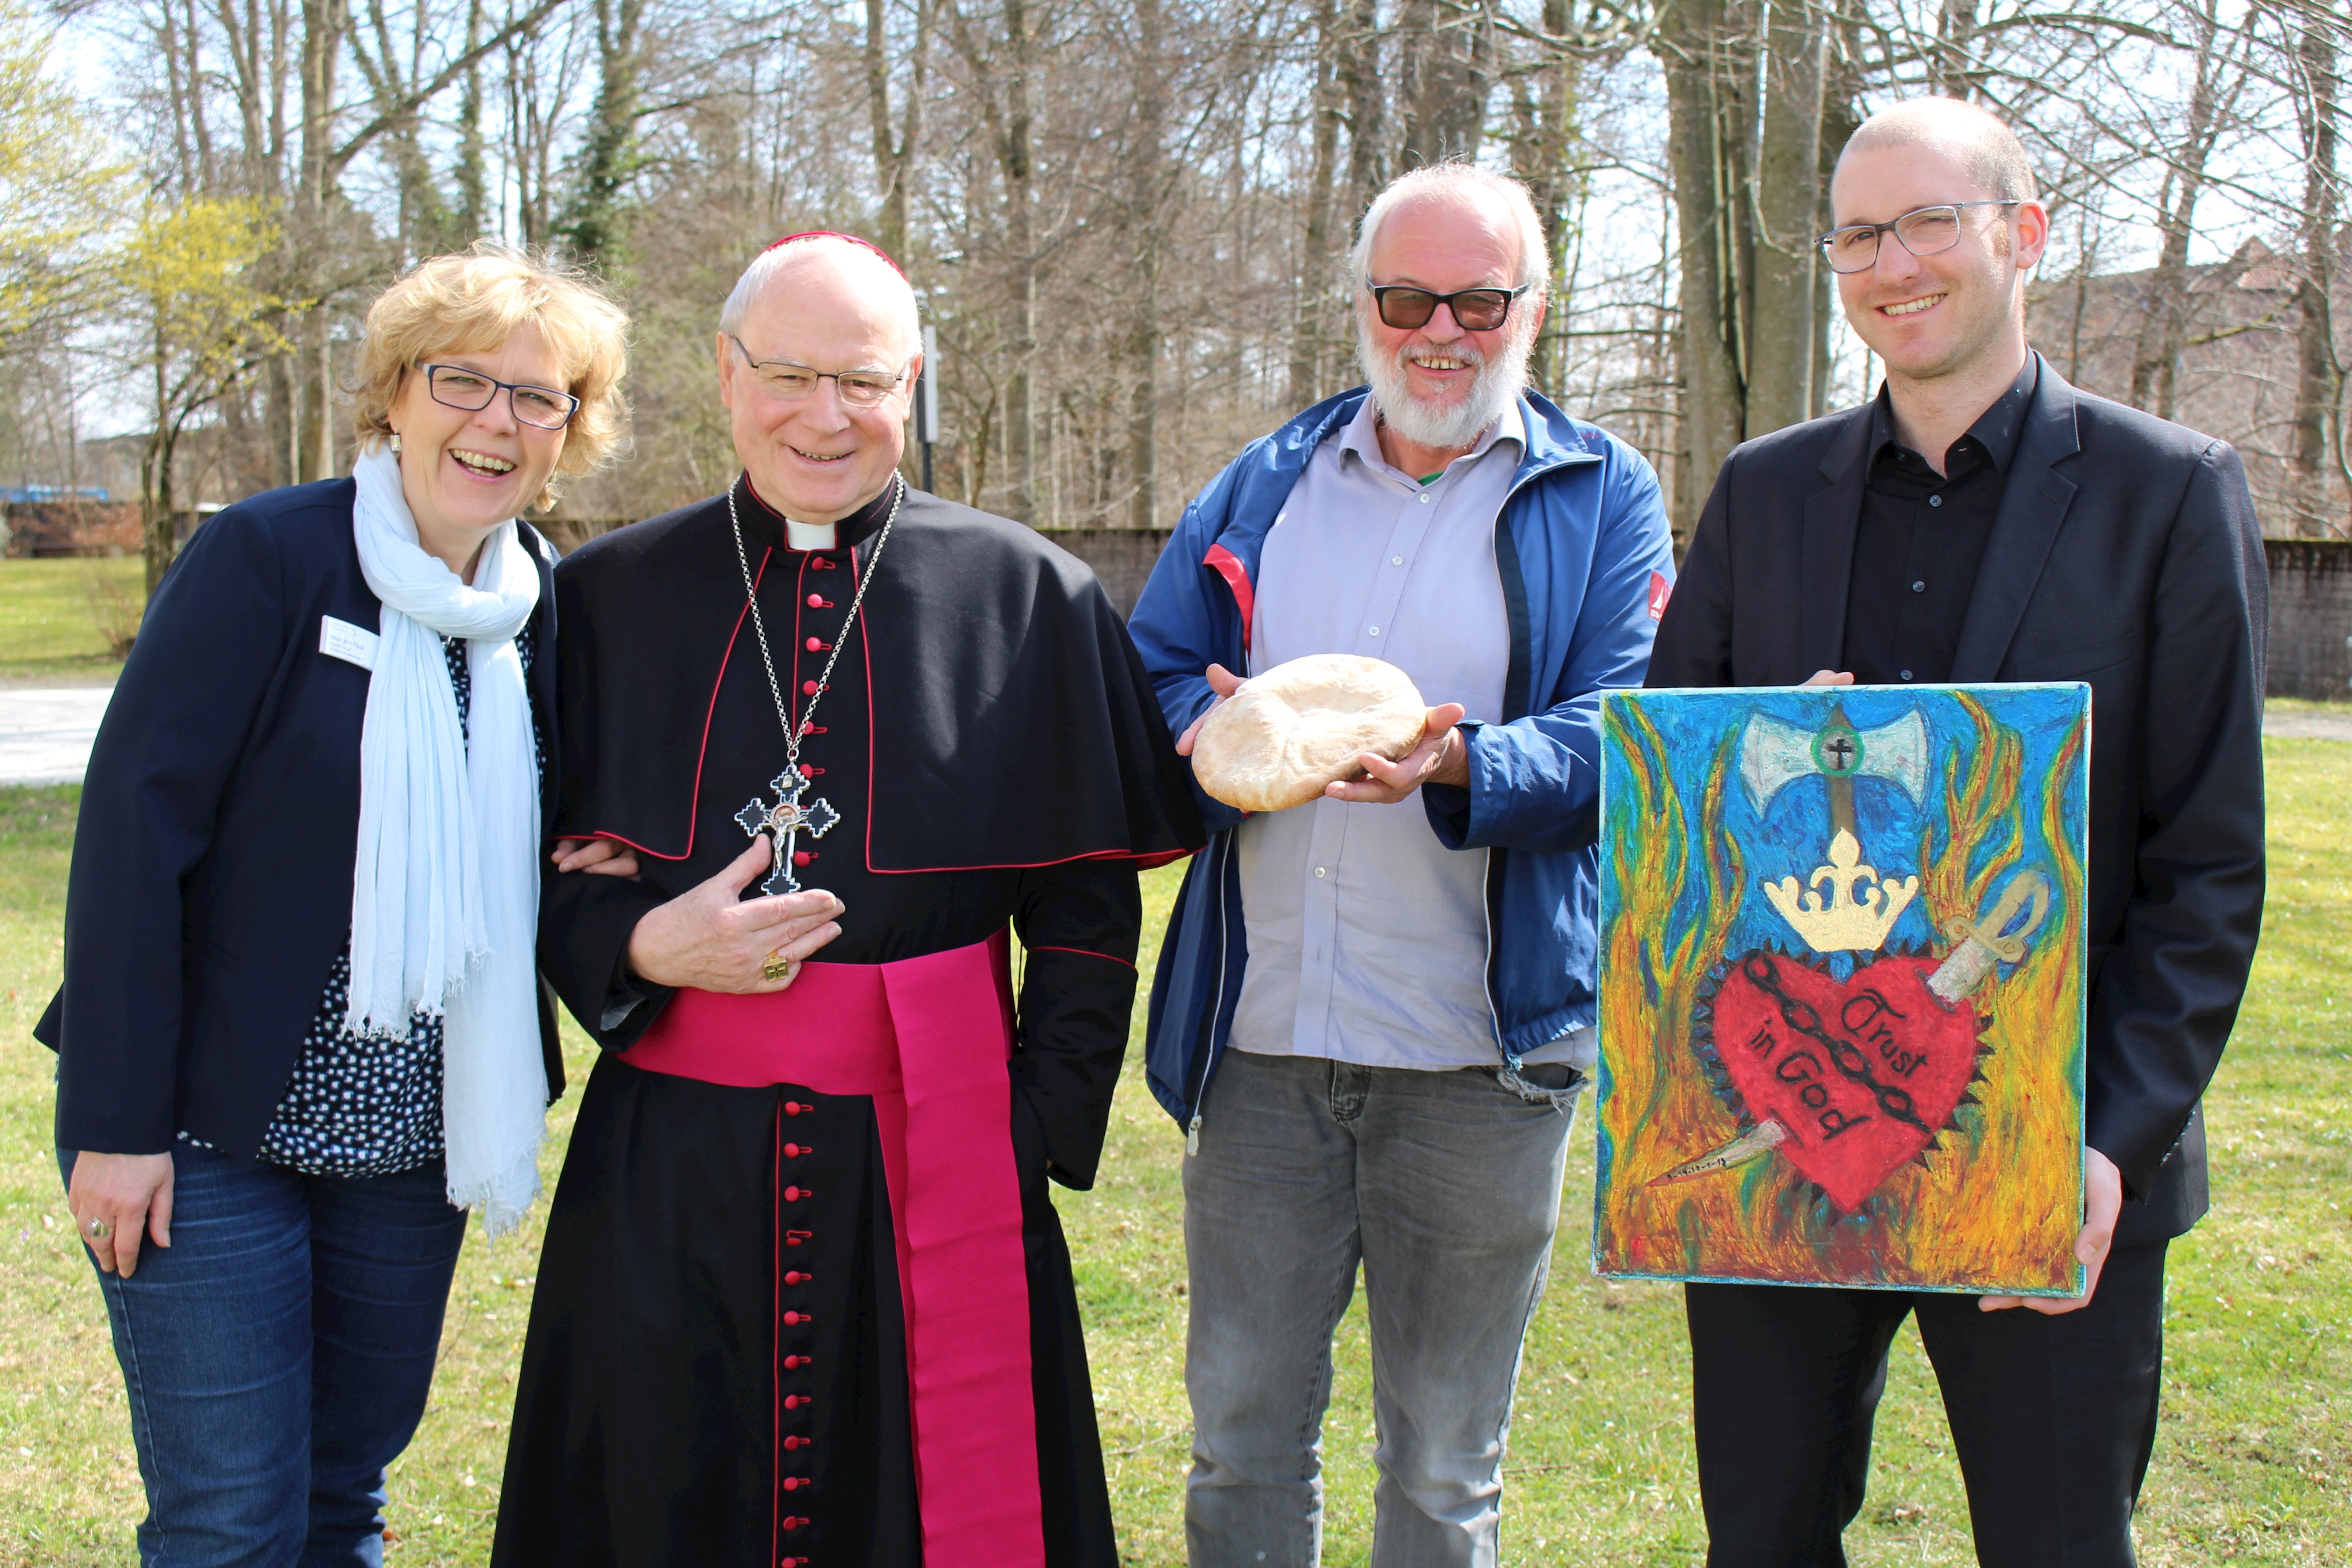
[1127,387,1677,1141]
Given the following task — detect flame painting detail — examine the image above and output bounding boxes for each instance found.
[1593,685,2090,1296]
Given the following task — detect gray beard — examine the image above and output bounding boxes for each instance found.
[1357,322,1534,451]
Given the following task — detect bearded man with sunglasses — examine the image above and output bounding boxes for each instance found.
[1650,98,2266,1565]
[1128,165,1674,1566]
[496,232,1201,1567]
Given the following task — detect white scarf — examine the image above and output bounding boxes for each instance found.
[347,444,546,1236]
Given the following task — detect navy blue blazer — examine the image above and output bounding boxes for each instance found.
[37,478,564,1157]
[1650,357,2268,1246]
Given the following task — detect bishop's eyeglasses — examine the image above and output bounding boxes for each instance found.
[419,364,581,429]
[1817,201,2021,274]
[729,335,908,408]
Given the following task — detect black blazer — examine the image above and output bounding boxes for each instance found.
[1650,357,2268,1245]
[37,478,564,1158]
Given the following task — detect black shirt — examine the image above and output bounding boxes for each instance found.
[1840,357,2037,685]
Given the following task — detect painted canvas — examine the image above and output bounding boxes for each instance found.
[1592,684,2090,1295]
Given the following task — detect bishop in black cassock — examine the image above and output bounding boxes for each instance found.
[495,234,1200,1568]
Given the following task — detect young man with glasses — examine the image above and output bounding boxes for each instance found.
[1128,165,1674,1566]
[1650,97,2266,1565]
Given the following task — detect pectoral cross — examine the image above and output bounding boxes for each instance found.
[736,770,842,895]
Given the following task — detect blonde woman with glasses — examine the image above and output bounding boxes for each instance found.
[40,245,634,1567]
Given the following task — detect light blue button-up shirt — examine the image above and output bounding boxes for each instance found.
[1228,394,1585,1071]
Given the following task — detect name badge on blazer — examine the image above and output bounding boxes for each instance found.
[320,615,379,670]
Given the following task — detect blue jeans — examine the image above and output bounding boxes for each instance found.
[61,1143,467,1568]
[1182,1049,1580,1568]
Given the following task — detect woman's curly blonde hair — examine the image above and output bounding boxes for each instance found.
[352,244,631,506]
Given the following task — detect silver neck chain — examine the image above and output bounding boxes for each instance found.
[724,474,905,769]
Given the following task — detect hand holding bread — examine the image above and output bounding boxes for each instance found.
[1182,655,1469,811]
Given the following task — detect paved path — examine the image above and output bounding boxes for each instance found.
[2264,709,2352,741]
[0,686,2343,789]
[0,687,114,785]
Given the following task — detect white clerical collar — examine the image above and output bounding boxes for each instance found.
[786,518,838,551]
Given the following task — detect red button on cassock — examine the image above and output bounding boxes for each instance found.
[800,679,820,696]
[784,1143,810,1158]
[793,851,814,866]
[782,1475,805,1491]
[785,1229,811,1246]
[797,763,813,778]
[784,1102,808,1116]
[784,1393,811,1409]
[782,1310,811,1325]
[784,1186,810,1201]
[804,637,825,652]
[807,594,828,608]
[785,1269,811,1284]
[784,1354,811,1369]
[783,1516,807,1530]
[784,1434,810,1450]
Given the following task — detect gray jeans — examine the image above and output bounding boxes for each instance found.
[1182,1048,1579,1568]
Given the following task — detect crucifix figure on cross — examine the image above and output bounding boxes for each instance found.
[735,769,842,895]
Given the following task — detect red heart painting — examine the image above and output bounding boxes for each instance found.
[1703,950,1985,1213]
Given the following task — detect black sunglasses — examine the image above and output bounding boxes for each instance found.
[1367,284,1529,332]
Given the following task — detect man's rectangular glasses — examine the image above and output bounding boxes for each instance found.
[730,336,906,408]
[1817,201,2021,274]
[421,365,580,430]
[1367,284,1528,332]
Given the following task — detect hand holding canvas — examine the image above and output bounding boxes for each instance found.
[625,835,844,993]
[1175,661,1469,803]
[1982,1147,2122,1314]
[1797,669,2124,1313]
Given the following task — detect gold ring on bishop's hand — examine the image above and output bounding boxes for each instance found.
[763,950,796,983]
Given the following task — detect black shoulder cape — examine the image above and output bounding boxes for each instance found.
[551,482,1200,872]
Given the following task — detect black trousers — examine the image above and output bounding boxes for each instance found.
[1685,1240,2169,1567]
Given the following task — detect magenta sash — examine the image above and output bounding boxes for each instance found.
[625,930,1046,1568]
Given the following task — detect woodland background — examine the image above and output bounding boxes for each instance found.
[2,0,2351,601]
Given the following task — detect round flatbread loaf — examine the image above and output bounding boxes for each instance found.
[1191,654,1428,812]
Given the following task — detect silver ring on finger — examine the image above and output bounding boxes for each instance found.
[86,1216,112,1240]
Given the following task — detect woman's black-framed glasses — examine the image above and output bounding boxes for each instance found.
[1817,200,2021,274]
[729,335,907,408]
[1367,284,1529,332]
[420,364,581,430]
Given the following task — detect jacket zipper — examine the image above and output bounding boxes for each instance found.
[1477,456,1576,1071]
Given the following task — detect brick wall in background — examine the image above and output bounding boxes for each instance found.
[2268,539,2352,702]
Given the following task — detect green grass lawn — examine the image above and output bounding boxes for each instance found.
[3,744,2347,1565]
[0,559,140,685]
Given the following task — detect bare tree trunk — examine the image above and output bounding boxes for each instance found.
[1125,0,1167,526]
[2130,1,2228,421]
[1004,0,1037,522]
[293,0,345,483]
[866,0,930,260]
[455,0,490,241]
[1338,0,1384,234]
[559,0,645,269]
[1510,0,1579,393]
[2292,0,2342,536]
[1288,0,1344,409]
[1747,0,1827,435]
[1395,0,1492,168]
[1932,0,1987,99]
[1660,0,1752,544]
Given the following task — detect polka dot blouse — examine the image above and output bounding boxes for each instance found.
[188,627,544,1179]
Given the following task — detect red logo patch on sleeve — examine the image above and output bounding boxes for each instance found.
[1647,570,1672,621]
